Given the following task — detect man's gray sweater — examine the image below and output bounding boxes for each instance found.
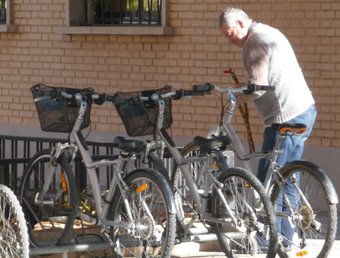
[242,23,315,126]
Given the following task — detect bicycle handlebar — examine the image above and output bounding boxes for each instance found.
[35,82,274,108]
[137,88,205,102]
[192,82,275,95]
[60,89,111,106]
[35,87,113,106]
[121,82,275,105]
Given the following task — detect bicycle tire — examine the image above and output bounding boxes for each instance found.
[270,160,337,258]
[211,167,278,258]
[19,149,78,247]
[108,168,177,258]
[0,184,29,258]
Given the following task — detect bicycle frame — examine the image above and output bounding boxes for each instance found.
[204,87,323,225]
[35,95,141,230]
[142,95,250,234]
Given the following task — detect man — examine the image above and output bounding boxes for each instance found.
[217,7,317,249]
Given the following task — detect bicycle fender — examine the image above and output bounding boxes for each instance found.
[282,160,339,204]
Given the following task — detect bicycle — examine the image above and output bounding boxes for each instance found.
[181,81,338,258]
[19,84,177,258]
[0,183,29,258]
[112,85,278,257]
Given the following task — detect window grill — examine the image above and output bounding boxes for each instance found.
[85,0,161,26]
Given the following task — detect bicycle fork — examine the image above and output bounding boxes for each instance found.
[35,143,75,206]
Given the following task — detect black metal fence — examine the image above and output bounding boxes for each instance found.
[0,135,117,194]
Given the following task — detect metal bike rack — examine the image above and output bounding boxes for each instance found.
[30,242,112,258]
[0,135,117,257]
[0,134,117,192]
[0,134,224,257]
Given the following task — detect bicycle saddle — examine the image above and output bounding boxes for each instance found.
[194,135,230,154]
[273,123,307,136]
[113,136,146,153]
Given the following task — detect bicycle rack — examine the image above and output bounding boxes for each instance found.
[30,242,111,258]
[0,134,225,257]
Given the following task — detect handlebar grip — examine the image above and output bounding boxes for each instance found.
[192,83,214,93]
[189,90,205,96]
[93,93,108,105]
[255,85,275,91]
[106,95,114,102]
[223,68,233,74]
[172,89,204,100]
[243,84,275,94]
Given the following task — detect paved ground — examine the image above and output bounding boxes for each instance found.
[171,214,340,258]
[172,240,340,258]
[31,215,340,257]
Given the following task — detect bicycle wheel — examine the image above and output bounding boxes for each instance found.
[211,167,278,258]
[19,149,78,247]
[270,160,337,258]
[0,184,29,258]
[108,168,176,258]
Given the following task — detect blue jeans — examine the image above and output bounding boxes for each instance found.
[257,105,317,246]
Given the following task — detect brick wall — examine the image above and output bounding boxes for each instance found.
[0,0,339,147]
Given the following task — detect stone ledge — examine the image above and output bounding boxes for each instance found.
[54,26,174,35]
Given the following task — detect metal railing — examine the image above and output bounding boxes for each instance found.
[0,134,175,196]
[0,135,117,194]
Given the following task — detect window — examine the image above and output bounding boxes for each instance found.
[84,0,161,26]
[0,0,6,24]
[60,0,173,35]
[0,0,16,32]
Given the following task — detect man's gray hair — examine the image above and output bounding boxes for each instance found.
[217,7,252,28]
